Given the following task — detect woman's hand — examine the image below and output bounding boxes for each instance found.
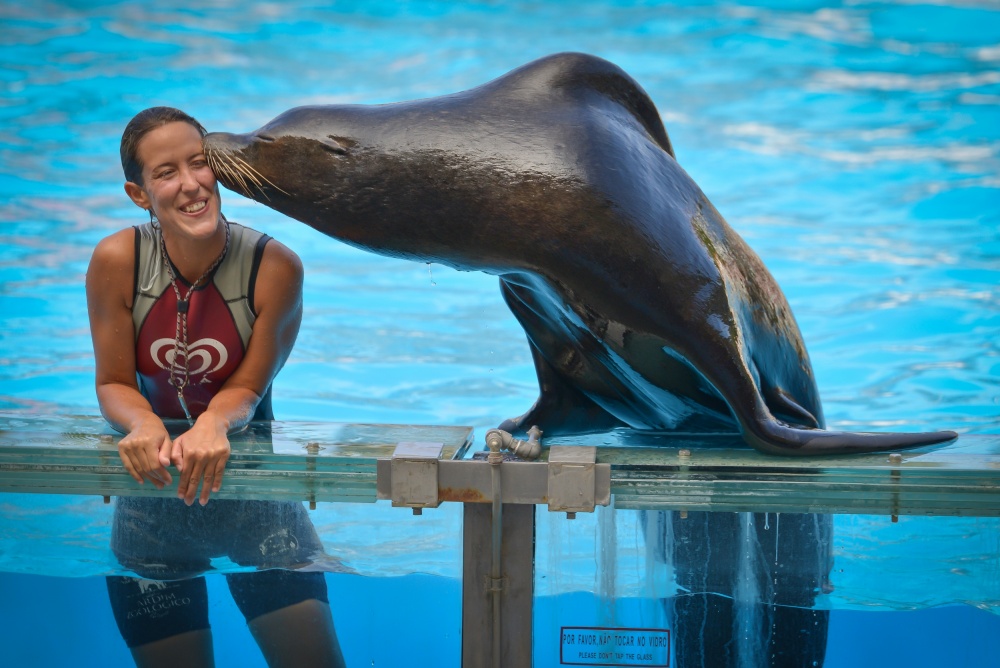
[160,238,303,506]
[118,418,173,489]
[171,412,231,506]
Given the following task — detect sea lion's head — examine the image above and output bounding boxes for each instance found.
[204,106,372,223]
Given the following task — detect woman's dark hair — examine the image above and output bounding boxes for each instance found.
[120,107,206,185]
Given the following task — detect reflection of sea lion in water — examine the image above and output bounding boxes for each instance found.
[204,52,955,455]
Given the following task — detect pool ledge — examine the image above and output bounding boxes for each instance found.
[592,434,1000,516]
[1,416,997,516]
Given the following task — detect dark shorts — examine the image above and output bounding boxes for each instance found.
[107,497,329,648]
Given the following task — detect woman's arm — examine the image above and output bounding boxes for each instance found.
[170,238,304,505]
[86,229,174,489]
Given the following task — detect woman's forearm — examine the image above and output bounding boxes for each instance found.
[199,386,263,433]
[96,382,163,434]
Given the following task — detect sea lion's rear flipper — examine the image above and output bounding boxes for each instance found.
[765,386,821,429]
[745,420,958,456]
[690,326,958,456]
[746,385,958,455]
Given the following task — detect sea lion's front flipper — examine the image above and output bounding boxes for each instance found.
[498,278,627,437]
[498,338,627,437]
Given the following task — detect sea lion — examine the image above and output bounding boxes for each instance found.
[204,52,956,456]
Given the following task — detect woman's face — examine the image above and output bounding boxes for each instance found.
[126,121,221,243]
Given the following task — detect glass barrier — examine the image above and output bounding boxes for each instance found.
[2,415,998,667]
[533,505,1000,667]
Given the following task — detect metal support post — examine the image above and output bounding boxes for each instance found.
[462,502,534,667]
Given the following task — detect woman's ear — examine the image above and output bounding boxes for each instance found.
[124,181,150,210]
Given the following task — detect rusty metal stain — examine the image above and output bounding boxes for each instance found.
[439,486,488,503]
[438,487,550,504]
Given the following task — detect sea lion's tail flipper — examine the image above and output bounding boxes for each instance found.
[764,386,822,429]
[696,330,958,456]
[742,417,958,457]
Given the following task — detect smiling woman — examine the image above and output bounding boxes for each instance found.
[84,107,346,668]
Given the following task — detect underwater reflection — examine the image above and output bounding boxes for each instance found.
[644,510,832,668]
[105,423,346,666]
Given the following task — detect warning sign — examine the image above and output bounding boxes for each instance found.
[560,626,670,666]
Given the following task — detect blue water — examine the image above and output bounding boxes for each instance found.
[1,0,999,666]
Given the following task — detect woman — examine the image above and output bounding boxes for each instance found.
[87,107,345,667]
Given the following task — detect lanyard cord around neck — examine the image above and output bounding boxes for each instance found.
[155,218,231,422]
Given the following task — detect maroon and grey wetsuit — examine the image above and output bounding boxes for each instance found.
[131,220,274,420]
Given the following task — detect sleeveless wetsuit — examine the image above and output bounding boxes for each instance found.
[131,221,273,420]
[106,221,328,649]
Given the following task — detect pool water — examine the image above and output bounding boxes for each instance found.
[1,1,998,666]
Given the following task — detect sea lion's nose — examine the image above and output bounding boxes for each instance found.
[202,131,252,155]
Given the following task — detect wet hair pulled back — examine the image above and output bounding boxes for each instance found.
[120,107,206,185]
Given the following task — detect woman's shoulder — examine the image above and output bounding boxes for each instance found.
[260,235,302,269]
[258,237,303,291]
[251,236,303,315]
[222,220,302,274]
[87,227,138,308]
[90,227,137,270]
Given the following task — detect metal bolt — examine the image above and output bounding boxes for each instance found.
[309,500,317,511]
[305,442,321,455]
[103,496,111,504]
[891,515,899,523]
[566,512,576,520]
[888,453,902,465]
[412,507,423,516]
[99,434,113,444]
[678,449,691,459]
[679,509,688,519]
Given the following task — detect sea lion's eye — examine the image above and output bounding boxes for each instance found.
[321,135,357,156]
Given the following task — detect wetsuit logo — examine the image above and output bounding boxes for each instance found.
[126,579,193,621]
[136,579,168,595]
[150,337,229,376]
[259,529,300,559]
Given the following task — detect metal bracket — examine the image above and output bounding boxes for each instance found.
[547,445,598,517]
[389,441,443,514]
[484,574,508,593]
[378,443,610,513]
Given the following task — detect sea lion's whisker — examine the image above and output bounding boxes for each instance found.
[232,160,265,190]
[233,163,270,201]
[231,155,290,197]
[208,151,259,199]
[229,166,255,197]
[208,149,289,200]
[224,157,258,199]
[220,156,253,197]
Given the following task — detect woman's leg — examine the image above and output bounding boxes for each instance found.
[129,629,215,668]
[106,575,214,667]
[248,599,345,668]
[228,569,345,668]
